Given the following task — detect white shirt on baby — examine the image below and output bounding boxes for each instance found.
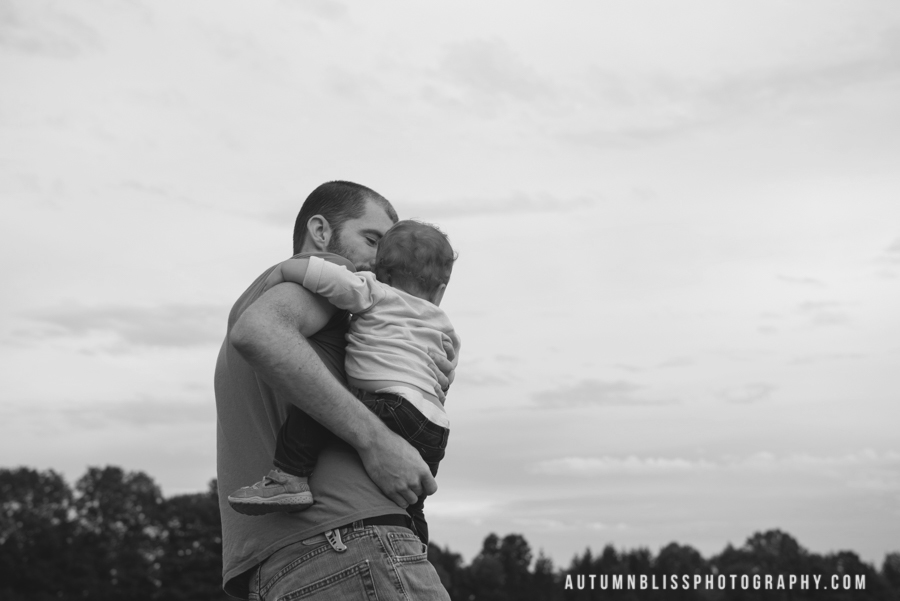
[302,256,460,427]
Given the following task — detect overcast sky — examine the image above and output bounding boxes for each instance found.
[2,0,899,568]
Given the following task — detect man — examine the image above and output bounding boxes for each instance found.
[215,181,454,599]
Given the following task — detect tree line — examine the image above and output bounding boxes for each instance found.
[2,466,898,600]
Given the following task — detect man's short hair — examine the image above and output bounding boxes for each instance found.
[292,181,398,254]
[375,220,457,297]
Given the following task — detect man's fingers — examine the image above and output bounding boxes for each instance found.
[389,492,410,509]
[421,475,438,497]
[402,488,419,507]
[387,479,429,509]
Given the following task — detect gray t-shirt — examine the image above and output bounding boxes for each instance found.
[214,252,405,598]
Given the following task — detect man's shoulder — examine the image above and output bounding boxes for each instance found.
[290,251,355,272]
[226,255,350,334]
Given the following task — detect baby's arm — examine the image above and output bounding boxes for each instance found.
[263,258,311,292]
[303,256,386,313]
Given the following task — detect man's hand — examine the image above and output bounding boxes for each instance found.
[358,426,438,508]
[428,338,458,404]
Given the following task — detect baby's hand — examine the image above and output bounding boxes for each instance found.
[428,342,457,405]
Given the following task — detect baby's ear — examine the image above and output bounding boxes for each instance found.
[431,283,447,307]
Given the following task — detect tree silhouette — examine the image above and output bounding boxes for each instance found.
[72,466,166,600]
[883,552,900,592]
[3,466,900,601]
[653,543,708,601]
[429,542,467,599]
[155,480,229,600]
[466,533,508,601]
[533,550,562,600]
[0,467,78,600]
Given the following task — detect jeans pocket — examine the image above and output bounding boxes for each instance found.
[386,531,428,564]
[386,532,451,601]
[279,561,378,601]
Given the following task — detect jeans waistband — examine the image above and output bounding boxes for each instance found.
[337,513,414,533]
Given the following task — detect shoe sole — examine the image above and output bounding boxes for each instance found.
[228,493,314,516]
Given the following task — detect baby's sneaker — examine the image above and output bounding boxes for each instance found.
[227,468,313,516]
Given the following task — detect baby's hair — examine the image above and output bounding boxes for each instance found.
[374,220,457,298]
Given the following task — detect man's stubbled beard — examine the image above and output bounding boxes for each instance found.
[326,230,373,272]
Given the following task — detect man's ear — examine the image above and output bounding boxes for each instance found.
[305,215,333,252]
[431,283,447,307]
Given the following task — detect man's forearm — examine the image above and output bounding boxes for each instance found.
[229,283,386,452]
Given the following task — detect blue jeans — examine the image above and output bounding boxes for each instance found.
[247,523,450,601]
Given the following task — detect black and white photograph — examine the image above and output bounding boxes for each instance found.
[2,1,899,599]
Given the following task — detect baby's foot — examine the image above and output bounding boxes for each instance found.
[227,468,313,516]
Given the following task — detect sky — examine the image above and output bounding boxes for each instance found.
[2,0,899,569]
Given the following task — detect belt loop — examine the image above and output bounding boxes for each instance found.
[352,519,364,531]
[324,528,347,553]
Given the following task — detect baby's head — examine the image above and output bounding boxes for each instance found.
[374,220,456,305]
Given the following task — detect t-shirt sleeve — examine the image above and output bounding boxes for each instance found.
[302,256,386,313]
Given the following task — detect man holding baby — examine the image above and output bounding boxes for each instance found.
[215,180,456,600]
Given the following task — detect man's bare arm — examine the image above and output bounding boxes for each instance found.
[229,282,436,507]
[261,258,312,292]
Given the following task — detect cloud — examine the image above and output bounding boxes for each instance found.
[117,180,251,217]
[61,398,214,428]
[254,191,599,226]
[17,303,228,350]
[796,301,852,326]
[557,120,700,150]
[0,0,102,58]
[326,66,380,101]
[758,301,854,331]
[495,354,520,364]
[709,348,773,362]
[887,237,900,255]
[455,370,509,387]
[426,497,499,520]
[559,32,900,148]
[788,352,865,366]
[423,38,553,115]
[191,20,291,79]
[657,356,694,369]
[397,192,596,220]
[877,237,900,265]
[533,379,675,407]
[534,456,717,475]
[284,0,349,21]
[441,38,551,101]
[533,450,900,484]
[3,397,214,429]
[777,275,826,287]
[736,450,900,490]
[717,382,775,404]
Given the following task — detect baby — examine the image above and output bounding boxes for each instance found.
[227,220,459,543]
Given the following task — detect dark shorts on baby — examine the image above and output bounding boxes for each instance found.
[274,390,449,544]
